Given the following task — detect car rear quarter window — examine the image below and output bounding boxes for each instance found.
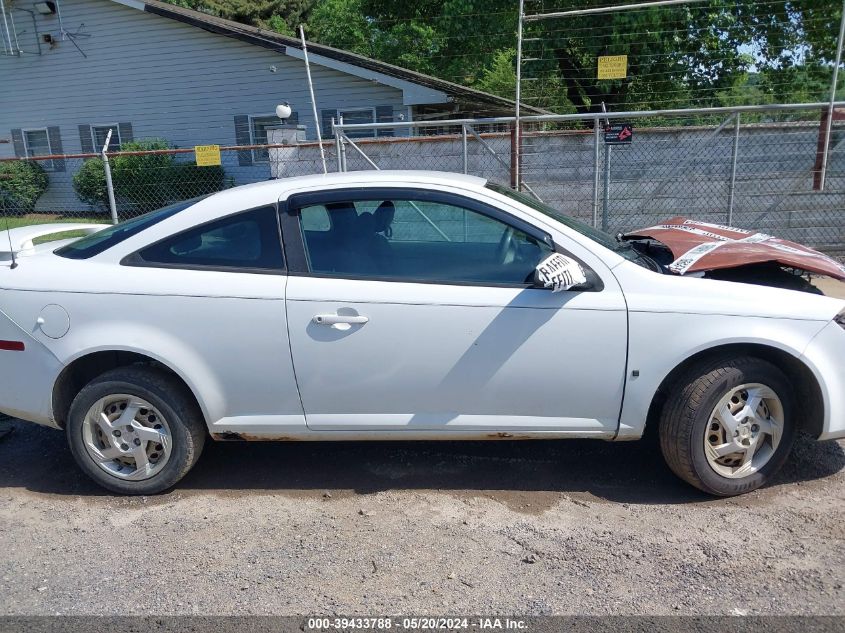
[55,198,202,260]
[127,206,284,273]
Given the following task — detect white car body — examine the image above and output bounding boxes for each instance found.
[1,171,844,448]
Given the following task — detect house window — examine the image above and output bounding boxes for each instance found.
[23,128,53,170]
[250,115,279,163]
[91,124,121,152]
[338,107,376,138]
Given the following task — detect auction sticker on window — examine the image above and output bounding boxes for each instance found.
[535,253,587,292]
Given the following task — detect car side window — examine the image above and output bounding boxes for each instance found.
[133,206,284,271]
[298,198,552,285]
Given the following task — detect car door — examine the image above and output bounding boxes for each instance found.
[282,186,627,436]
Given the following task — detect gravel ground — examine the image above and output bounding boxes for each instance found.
[0,421,843,616]
[0,277,843,617]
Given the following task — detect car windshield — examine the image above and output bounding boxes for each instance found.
[485,182,655,268]
[55,197,206,260]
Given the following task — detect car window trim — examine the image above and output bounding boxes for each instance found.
[121,204,287,275]
[280,186,562,288]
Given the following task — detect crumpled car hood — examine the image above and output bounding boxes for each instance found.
[625,217,845,280]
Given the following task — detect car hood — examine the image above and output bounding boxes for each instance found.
[624,217,845,280]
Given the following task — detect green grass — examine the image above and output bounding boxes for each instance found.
[1,214,110,244]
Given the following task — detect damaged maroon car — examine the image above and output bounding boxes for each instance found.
[623,217,845,294]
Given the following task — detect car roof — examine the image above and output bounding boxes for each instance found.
[199,170,489,210]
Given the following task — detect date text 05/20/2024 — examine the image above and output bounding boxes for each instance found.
[306,617,528,630]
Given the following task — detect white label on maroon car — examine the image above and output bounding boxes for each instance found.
[536,253,587,292]
[668,241,726,274]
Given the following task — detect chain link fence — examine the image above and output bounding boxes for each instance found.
[0,142,330,227]
[1,104,843,256]
[326,103,845,255]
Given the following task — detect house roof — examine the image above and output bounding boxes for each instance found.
[114,0,547,116]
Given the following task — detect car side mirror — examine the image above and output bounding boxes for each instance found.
[532,252,592,292]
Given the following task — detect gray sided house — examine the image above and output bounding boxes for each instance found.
[1,0,529,212]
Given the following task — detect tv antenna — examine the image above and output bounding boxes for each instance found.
[0,173,17,269]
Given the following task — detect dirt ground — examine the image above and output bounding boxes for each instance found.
[814,277,845,299]
[0,422,844,616]
[0,278,843,617]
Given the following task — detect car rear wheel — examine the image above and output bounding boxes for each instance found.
[67,366,205,494]
[659,356,795,496]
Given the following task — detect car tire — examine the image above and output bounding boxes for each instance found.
[659,356,796,496]
[66,366,206,495]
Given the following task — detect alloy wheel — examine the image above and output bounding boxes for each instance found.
[81,394,172,481]
[703,382,784,479]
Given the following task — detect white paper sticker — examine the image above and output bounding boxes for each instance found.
[668,241,728,274]
[535,253,587,292]
[682,219,753,234]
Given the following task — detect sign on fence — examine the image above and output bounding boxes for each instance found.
[604,123,633,145]
[597,54,627,79]
[195,144,222,166]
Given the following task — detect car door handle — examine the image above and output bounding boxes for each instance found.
[312,314,369,326]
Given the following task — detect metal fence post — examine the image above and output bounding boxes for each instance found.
[338,115,348,172]
[332,117,343,173]
[592,117,600,228]
[726,113,741,225]
[601,144,612,232]
[461,124,468,174]
[820,0,845,191]
[300,25,327,175]
[514,0,524,191]
[101,129,119,225]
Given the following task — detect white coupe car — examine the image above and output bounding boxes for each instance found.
[1,171,843,496]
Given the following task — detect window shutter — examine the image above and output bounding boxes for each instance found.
[376,105,394,137]
[11,129,25,157]
[320,109,336,140]
[47,126,64,172]
[78,124,94,154]
[118,122,133,145]
[234,115,252,166]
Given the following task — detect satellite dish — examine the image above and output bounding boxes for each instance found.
[275,102,292,120]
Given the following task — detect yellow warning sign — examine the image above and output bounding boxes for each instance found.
[195,144,221,167]
[597,55,628,80]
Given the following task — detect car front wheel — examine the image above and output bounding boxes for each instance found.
[659,356,796,496]
[67,366,206,495]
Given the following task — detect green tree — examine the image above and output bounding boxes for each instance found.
[525,0,841,113]
[169,0,315,33]
[307,0,372,54]
[163,0,842,114]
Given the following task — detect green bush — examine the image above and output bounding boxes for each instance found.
[172,163,227,201]
[112,139,175,213]
[72,138,229,213]
[0,160,49,214]
[72,157,108,209]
